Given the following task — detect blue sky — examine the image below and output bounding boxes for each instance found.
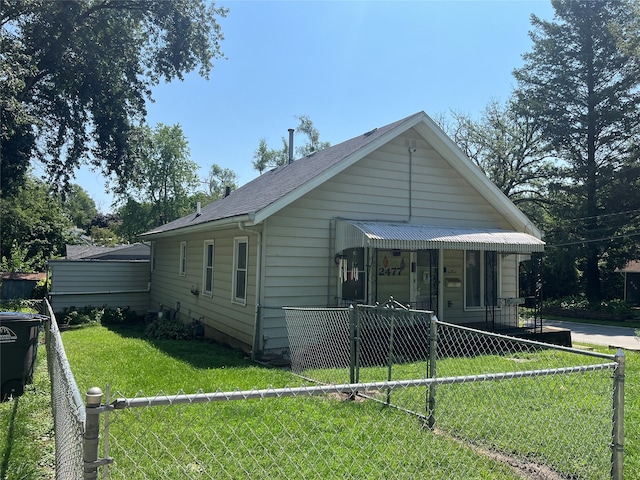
[75,0,555,212]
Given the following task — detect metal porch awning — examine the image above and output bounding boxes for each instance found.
[335,220,545,254]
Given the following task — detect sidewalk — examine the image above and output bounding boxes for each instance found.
[543,319,640,351]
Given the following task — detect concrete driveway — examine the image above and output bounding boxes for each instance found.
[543,319,640,351]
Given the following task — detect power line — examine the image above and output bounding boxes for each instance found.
[558,208,640,224]
[546,231,640,248]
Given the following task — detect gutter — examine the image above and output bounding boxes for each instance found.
[139,214,255,240]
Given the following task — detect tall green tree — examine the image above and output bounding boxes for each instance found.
[117,123,199,229]
[514,0,640,302]
[206,163,238,198]
[252,115,330,173]
[440,99,559,222]
[0,0,227,197]
[61,184,98,231]
[0,176,72,271]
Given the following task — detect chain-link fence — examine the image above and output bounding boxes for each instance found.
[43,298,86,480]
[284,304,624,479]
[44,300,624,479]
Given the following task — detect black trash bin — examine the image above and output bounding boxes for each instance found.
[0,312,44,401]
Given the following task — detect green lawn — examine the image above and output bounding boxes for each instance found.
[0,334,54,480]
[2,322,639,479]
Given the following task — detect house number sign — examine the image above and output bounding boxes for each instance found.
[378,255,407,276]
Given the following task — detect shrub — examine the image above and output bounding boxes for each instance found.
[55,305,143,326]
[101,307,139,325]
[31,278,49,299]
[542,296,636,319]
[56,306,103,326]
[144,316,193,340]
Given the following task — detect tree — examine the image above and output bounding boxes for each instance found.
[116,123,199,227]
[88,211,127,244]
[61,184,98,231]
[252,115,330,173]
[440,99,559,221]
[1,0,227,197]
[206,163,238,198]
[0,176,73,271]
[514,0,640,302]
[294,114,331,157]
[115,199,154,243]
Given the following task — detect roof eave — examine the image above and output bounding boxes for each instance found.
[138,213,256,240]
[254,113,426,224]
[414,117,543,239]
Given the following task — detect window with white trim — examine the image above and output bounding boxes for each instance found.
[465,250,498,308]
[233,237,248,303]
[179,241,187,276]
[203,240,214,296]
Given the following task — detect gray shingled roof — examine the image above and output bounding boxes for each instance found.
[64,243,149,260]
[141,112,423,236]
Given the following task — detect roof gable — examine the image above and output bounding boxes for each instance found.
[141,111,540,239]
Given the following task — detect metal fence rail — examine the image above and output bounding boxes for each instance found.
[43,299,86,480]
[284,304,624,479]
[43,300,625,479]
[92,357,621,480]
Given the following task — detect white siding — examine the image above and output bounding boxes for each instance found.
[48,260,150,315]
[259,130,519,352]
[149,229,257,351]
[149,129,531,355]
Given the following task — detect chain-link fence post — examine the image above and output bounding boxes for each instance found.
[349,304,357,385]
[611,349,625,480]
[385,310,397,405]
[84,387,103,479]
[426,316,437,429]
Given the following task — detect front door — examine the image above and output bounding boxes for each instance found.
[415,249,439,312]
[374,249,410,304]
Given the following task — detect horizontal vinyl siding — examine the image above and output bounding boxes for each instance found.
[150,230,257,350]
[48,260,150,315]
[259,130,518,353]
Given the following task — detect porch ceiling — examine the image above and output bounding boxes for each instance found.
[335,220,545,254]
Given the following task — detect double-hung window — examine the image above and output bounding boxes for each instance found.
[233,237,248,304]
[203,240,214,296]
[465,250,498,308]
[179,241,187,276]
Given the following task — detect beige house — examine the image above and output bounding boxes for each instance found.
[140,112,544,356]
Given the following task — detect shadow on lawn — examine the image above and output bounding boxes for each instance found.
[0,398,19,479]
[103,322,258,370]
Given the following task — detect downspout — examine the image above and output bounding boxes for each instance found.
[238,221,263,360]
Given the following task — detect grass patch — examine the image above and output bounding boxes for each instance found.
[60,325,526,478]
[0,334,54,480]
[5,321,639,478]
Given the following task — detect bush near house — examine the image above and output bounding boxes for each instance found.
[55,305,139,326]
[54,305,202,340]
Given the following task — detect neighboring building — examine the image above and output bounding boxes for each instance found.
[618,260,640,306]
[0,272,47,301]
[48,244,150,314]
[139,112,545,356]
